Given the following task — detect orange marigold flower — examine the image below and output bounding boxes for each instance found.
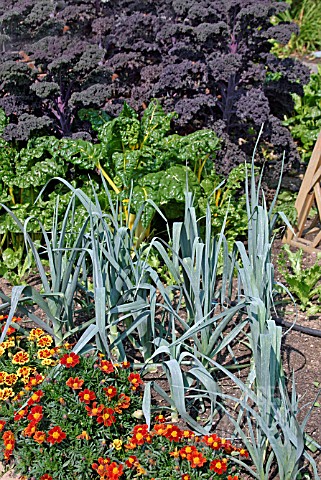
[125,455,138,468]
[23,422,37,437]
[12,351,29,365]
[124,440,137,450]
[99,360,114,374]
[4,373,17,386]
[14,407,28,421]
[60,352,80,368]
[47,426,66,444]
[97,407,116,427]
[202,434,221,450]
[66,377,84,390]
[227,476,239,480]
[27,390,44,406]
[104,385,117,399]
[182,475,191,480]
[0,420,6,431]
[37,348,52,359]
[37,335,53,348]
[122,361,131,369]
[2,325,15,336]
[128,372,143,390]
[34,431,47,444]
[114,393,131,413]
[164,425,183,442]
[210,459,228,475]
[85,402,104,417]
[40,474,53,480]
[76,430,91,440]
[153,423,167,436]
[3,430,14,443]
[78,389,96,404]
[169,448,180,458]
[187,450,207,469]
[27,405,43,423]
[182,429,194,439]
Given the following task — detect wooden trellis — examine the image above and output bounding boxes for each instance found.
[283,130,321,253]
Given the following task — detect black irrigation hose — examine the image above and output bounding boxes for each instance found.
[273,316,321,338]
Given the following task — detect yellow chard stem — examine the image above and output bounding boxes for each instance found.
[96,161,120,195]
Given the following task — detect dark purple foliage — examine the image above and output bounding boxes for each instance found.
[0,0,310,173]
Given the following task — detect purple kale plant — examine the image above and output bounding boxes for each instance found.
[0,0,310,173]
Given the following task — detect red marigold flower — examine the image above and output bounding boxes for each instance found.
[114,393,131,413]
[27,374,44,388]
[40,474,53,480]
[37,335,53,348]
[103,385,117,399]
[238,448,249,458]
[0,420,6,431]
[27,389,44,406]
[85,402,104,417]
[106,461,123,480]
[132,424,149,435]
[182,475,191,480]
[210,459,228,475]
[125,455,138,468]
[14,407,28,421]
[60,352,80,368]
[164,425,183,442]
[12,351,29,365]
[23,422,37,437]
[227,476,239,480]
[179,445,197,459]
[128,372,143,389]
[182,429,194,439]
[2,325,15,335]
[155,414,165,423]
[66,376,84,390]
[99,360,114,374]
[47,426,66,444]
[187,450,207,468]
[34,431,47,444]
[27,405,43,423]
[97,407,115,427]
[78,389,96,404]
[202,434,221,450]
[122,361,131,369]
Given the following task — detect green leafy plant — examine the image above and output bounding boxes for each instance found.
[283,66,321,164]
[278,244,321,314]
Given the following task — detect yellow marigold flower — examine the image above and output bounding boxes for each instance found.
[41,359,57,366]
[28,328,45,341]
[12,351,29,365]
[36,335,53,348]
[112,439,123,450]
[1,388,14,400]
[2,340,15,349]
[0,371,7,385]
[0,346,5,356]
[5,373,18,386]
[136,466,147,475]
[16,366,32,378]
[37,348,52,359]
